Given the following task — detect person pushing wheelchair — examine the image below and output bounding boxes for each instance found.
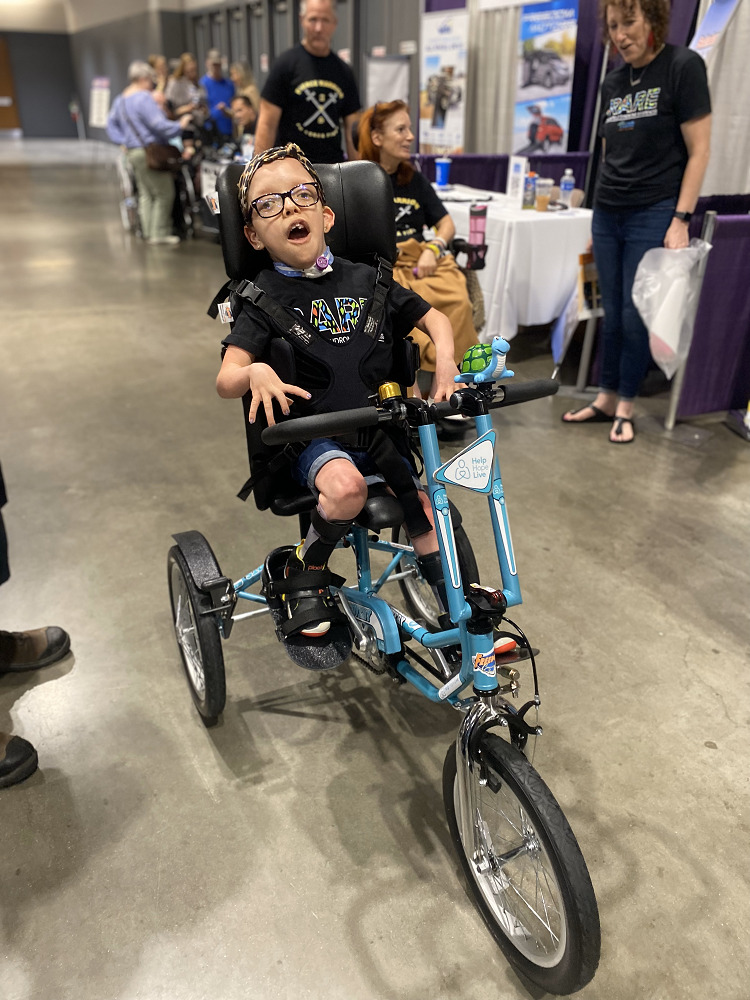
[216,144,463,641]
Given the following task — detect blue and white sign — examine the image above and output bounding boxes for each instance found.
[433,431,495,493]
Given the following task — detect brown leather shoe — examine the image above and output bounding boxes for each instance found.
[0,626,71,672]
[0,732,38,788]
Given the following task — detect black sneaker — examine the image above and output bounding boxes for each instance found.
[283,544,332,638]
[0,732,38,789]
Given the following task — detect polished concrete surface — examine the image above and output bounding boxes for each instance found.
[1,142,748,1000]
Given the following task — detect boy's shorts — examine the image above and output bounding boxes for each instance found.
[293,438,421,495]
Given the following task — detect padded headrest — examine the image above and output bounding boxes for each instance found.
[216,160,397,282]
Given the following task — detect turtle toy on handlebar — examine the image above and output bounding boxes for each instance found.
[167,148,601,995]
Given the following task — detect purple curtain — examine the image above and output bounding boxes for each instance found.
[678,215,750,418]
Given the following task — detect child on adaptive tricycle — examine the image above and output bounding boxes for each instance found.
[216,144,463,644]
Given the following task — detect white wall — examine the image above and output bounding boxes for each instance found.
[0,1,68,32]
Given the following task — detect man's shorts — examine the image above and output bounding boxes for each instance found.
[293,438,420,495]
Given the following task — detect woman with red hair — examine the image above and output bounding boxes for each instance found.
[359,101,478,396]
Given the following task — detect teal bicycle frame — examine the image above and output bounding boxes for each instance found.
[231,388,528,712]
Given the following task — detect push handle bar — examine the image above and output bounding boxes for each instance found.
[261,405,383,446]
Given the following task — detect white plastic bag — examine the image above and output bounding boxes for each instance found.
[632,238,712,379]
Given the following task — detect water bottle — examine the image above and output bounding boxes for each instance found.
[560,168,575,207]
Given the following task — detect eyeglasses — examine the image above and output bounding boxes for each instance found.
[250,183,320,219]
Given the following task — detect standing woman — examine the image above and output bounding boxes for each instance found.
[562,0,710,443]
[358,101,478,388]
[107,61,192,246]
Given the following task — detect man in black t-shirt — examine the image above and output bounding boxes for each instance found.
[254,0,360,163]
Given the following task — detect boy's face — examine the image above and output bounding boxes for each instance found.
[244,158,334,270]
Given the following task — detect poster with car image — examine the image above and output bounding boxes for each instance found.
[513,0,578,155]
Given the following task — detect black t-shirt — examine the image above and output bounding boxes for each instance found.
[222,257,430,401]
[389,169,449,242]
[595,44,711,210]
[261,45,361,163]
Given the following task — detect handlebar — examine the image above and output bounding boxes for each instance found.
[261,378,559,446]
[433,377,559,416]
[261,405,383,446]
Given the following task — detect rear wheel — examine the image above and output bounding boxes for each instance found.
[443,734,600,994]
[168,545,226,726]
[391,515,479,629]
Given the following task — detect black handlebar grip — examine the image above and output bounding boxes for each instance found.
[490,378,559,407]
[261,406,381,446]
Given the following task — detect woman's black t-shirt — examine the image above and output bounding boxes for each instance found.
[595,44,711,210]
[389,169,449,242]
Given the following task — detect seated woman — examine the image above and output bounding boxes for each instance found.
[358,101,479,394]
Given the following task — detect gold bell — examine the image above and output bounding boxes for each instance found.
[378,382,402,402]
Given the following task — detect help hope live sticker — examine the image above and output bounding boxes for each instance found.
[433,431,495,493]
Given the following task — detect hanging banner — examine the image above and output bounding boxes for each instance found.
[419,10,469,154]
[512,0,578,156]
[89,77,111,129]
[690,0,743,62]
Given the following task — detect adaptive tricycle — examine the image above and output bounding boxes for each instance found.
[167,157,600,994]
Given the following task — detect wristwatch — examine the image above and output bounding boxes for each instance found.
[673,210,692,223]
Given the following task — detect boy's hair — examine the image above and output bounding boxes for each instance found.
[237,143,326,222]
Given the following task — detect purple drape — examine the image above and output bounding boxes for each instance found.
[415,151,590,191]
[678,215,750,418]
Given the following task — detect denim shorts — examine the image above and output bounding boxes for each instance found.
[293,437,421,495]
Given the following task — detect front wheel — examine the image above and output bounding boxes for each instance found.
[443,734,600,994]
[168,545,226,726]
[392,516,479,629]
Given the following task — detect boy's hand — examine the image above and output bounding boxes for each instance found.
[247,363,311,426]
[431,362,464,402]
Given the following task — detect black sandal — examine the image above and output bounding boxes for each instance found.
[561,403,613,424]
[610,416,636,444]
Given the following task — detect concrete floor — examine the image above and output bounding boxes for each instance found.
[1,141,748,1000]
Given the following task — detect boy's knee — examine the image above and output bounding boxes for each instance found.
[316,460,368,518]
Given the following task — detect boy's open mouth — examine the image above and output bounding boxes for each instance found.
[287,221,310,243]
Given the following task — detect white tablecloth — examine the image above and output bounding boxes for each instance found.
[439,185,592,341]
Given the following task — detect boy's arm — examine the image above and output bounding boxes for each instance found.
[413,307,465,401]
[217,344,310,426]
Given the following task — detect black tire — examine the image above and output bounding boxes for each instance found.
[391,517,479,629]
[167,545,226,726]
[443,734,600,995]
[542,137,552,152]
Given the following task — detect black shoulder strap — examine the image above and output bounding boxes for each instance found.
[364,256,394,340]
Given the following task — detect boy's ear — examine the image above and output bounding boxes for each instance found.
[322,205,335,233]
[244,223,264,250]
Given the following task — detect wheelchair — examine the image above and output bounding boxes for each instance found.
[167,160,600,995]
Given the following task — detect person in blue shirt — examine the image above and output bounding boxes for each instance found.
[107,60,192,245]
[200,49,235,139]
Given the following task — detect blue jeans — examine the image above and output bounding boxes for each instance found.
[592,198,676,400]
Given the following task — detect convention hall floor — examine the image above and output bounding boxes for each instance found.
[1,140,748,1000]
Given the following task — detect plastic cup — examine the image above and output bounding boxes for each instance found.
[435,157,452,187]
[535,178,553,212]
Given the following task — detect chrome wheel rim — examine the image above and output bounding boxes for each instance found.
[170,561,206,699]
[455,773,567,966]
